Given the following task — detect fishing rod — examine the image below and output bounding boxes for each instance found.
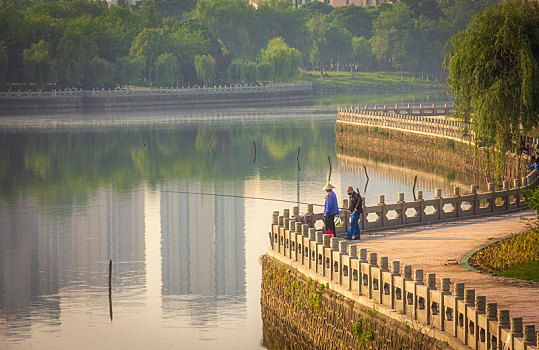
[161,189,326,207]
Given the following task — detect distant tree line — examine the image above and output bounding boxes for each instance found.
[0,0,497,89]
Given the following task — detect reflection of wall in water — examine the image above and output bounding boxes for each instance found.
[160,182,245,297]
[0,187,145,337]
[337,154,482,197]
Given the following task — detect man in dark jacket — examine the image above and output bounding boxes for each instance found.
[345,186,362,240]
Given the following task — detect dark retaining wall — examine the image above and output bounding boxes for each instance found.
[261,255,450,350]
[335,123,526,184]
[0,88,313,115]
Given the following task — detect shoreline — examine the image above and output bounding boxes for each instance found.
[0,84,314,115]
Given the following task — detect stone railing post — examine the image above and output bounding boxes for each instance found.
[488,182,495,212]
[471,185,478,215]
[513,179,521,208]
[435,188,442,220]
[454,187,461,217]
[417,191,424,222]
[348,245,357,258]
[359,248,368,263]
[403,265,412,280]
[510,317,523,338]
[397,192,405,225]
[523,325,536,346]
[379,195,386,227]
[380,257,389,271]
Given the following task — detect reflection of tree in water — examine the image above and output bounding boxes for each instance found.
[0,120,336,208]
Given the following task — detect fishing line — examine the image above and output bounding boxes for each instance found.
[161,189,326,207]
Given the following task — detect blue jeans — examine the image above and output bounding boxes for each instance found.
[346,211,360,239]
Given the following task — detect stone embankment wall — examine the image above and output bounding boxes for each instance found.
[336,108,526,182]
[261,255,450,350]
[0,83,313,114]
[266,205,539,350]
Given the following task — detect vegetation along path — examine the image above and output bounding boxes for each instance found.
[351,210,539,329]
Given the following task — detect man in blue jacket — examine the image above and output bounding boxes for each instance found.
[323,182,339,237]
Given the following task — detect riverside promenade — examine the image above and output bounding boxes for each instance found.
[354,210,539,328]
[264,105,539,349]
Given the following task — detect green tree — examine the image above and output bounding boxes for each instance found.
[401,0,442,20]
[130,28,168,81]
[117,55,146,87]
[440,0,496,33]
[86,56,115,89]
[56,29,97,87]
[351,36,371,75]
[153,53,181,87]
[195,0,258,59]
[257,61,272,82]
[445,0,539,175]
[22,40,55,88]
[326,25,352,73]
[328,5,377,39]
[194,54,216,85]
[297,1,333,18]
[260,37,301,82]
[307,15,329,76]
[0,41,7,86]
[133,0,196,20]
[371,3,419,76]
[242,60,258,83]
[227,58,244,83]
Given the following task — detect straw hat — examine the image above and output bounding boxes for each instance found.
[323,182,335,190]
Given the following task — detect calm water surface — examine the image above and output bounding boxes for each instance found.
[0,101,473,349]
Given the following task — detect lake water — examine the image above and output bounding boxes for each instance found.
[0,94,472,349]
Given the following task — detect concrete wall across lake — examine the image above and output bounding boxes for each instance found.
[0,83,314,114]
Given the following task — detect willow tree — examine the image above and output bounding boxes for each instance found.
[260,37,301,82]
[0,41,7,86]
[445,0,539,175]
[194,54,216,86]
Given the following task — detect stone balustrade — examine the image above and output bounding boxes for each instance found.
[294,170,537,234]
[0,82,313,98]
[356,103,454,116]
[338,106,539,155]
[338,106,468,141]
[268,204,539,350]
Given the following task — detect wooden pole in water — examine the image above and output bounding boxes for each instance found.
[209,135,215,156]
[109,259,113,321]
[328,156,332,182]
[363,165,369,193]
[253,141,257,163]
[108,259,112,294]
[297,147,301,171]
[412,175,418,201]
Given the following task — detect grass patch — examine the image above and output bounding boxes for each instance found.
[497,260,539,283]
[295,70,442,90]
[471,230,539,279]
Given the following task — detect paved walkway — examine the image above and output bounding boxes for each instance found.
[350,209,539,328]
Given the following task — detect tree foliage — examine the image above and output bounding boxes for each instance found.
[446,0,539,173]
[0,41,7,85]
[0,0,501,88]
[22,40,55,87]
[194,54,216,85]
[260,37,301,82]
[86,56,115,89]
[153,53,181,87]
